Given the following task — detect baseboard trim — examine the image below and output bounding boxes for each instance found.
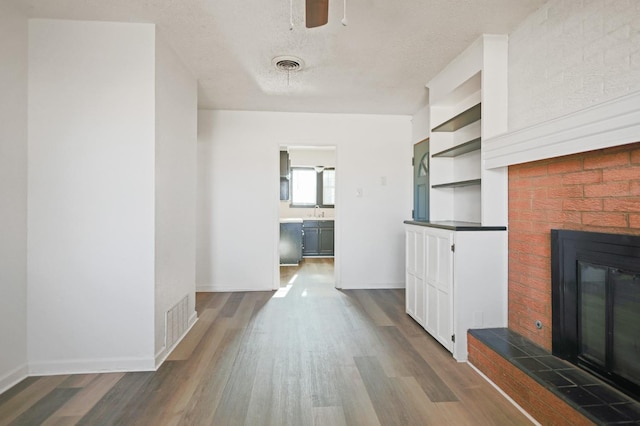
[339,282,405,290]
[467,361,541,426]
[196,284,274,292]
[0,363,29,395]
[28,356,156,376]
[154,311,198,368]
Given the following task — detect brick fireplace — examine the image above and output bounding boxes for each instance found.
[509,141,640,351]
[466,1,640,417]
[469,141,640,424]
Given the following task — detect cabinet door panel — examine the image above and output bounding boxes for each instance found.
[436,286,451,349]
[424,230,453,352]
[406,231,417,273]
[319,228,334,255]
[416,231,425,274]
[406,229,426,325]
[406,273,416,317]
[280,151,290,177]
[426,284,438,335]
[302,228,319,255]
[414,276,426,326]
[406,230,417,317]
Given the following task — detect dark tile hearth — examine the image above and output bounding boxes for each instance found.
[469,328,640,425]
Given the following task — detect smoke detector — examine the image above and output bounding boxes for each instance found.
[273,56,304,72]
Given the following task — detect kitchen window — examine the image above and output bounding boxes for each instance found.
[290,167,335,207]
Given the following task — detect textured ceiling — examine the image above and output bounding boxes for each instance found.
[18,0,546,115]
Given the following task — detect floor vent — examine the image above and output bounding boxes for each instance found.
[166,295,188,349]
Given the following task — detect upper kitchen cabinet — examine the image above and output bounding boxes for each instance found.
[280,151,290,178]
[280,151,290,201]
[427,35,508,227]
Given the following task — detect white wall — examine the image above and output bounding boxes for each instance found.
[288,147,336,168]
[154,30,198,362]
[509,0,640,131]
[28,19,156,373]
[0,0,28,392]
[197,110,412,291]
[411,103,430,144]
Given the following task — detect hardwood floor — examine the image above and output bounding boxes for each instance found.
[279,258,334,287]
[0,259,532,425]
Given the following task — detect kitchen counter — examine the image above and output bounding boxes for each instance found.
[279,217,334,223]
[280,218,303,223]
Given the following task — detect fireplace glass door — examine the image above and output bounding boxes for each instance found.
[578,261,640,392]
[553,229,640,400]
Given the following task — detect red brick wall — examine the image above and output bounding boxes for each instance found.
[508,142,640,350]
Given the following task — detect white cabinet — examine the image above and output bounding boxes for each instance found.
[404,34,509,361]
[405,223,507,361]
[424,227,454,352]
[405,227,426,325]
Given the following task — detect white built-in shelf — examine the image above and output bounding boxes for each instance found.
[431,103,482,190]
[432,137,481,158]
[431,103,481,132]
[406,35,508,364]
[432,178,481,189]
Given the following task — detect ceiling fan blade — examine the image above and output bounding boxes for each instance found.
[306,0,329,28]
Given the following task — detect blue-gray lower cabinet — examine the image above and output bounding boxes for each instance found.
[279,222,303,264]
[302,220,334,256]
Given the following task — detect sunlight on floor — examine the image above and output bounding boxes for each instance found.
[278,259,335,298]
[272,284,292,298]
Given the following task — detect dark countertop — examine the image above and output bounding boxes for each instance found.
[403,220,506,231]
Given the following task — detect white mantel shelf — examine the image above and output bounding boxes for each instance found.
[482,90,640,169]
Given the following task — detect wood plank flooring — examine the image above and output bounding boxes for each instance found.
[0,259,532,425]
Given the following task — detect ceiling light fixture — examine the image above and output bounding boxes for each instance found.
[341,0,348,26]
[304,0,348,28]
[289,0,294,30]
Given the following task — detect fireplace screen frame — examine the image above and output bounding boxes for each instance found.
[551,229,640,400]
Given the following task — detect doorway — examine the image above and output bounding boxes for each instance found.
[278,145,336,288]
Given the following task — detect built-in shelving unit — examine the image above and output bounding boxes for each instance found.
[431,137,481,158]
[405,35,510,362]
[426,36,508,226]
[431,103,481,132]
[428,82,483,223]
[431,178,481,189]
